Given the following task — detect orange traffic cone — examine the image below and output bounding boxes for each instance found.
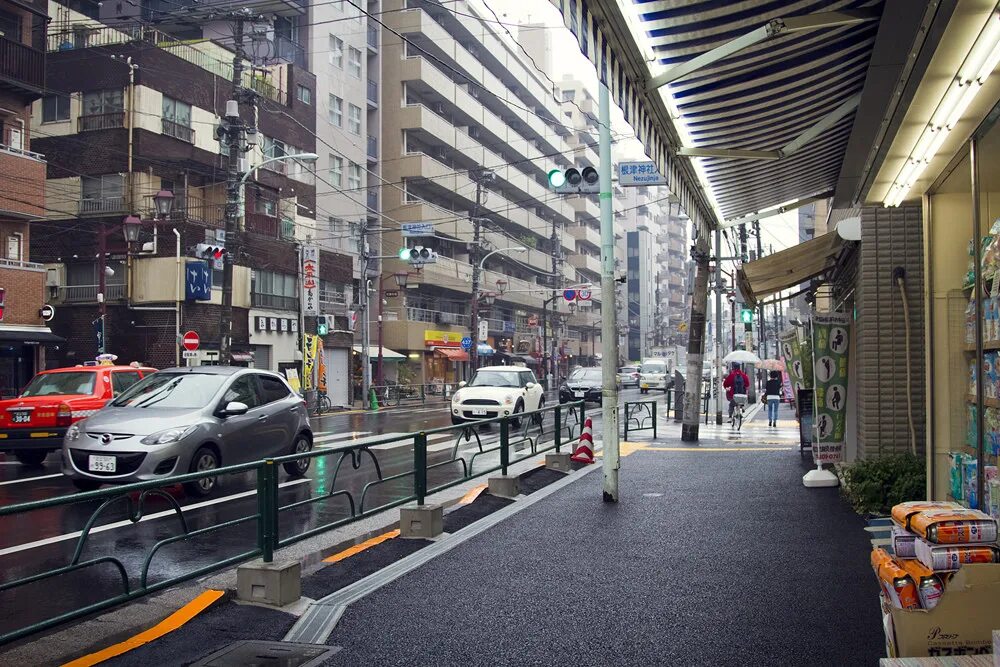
[570,417,596,464]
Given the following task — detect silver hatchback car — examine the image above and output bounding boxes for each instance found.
[61,366,312,495]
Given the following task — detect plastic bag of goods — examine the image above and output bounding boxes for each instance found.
[896,558,946,610]
[890,500,963,531]
[914,540,1000,571]
[909,508,997,544]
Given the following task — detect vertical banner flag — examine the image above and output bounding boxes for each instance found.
[302,334,317,391]
[301,245,319,316]
[317,338,327,395]
[778,328,805,399]
[811,313,851,465]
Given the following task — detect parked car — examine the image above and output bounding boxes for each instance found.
[639,359,669,394]
[451,366,543,425]
[617,365,641,388]
[62,366,312,495]
[0,365,156,466]
[560,367,604,404]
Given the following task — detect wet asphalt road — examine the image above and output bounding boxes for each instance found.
[0,388,650,640]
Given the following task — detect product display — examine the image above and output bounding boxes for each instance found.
[914,541,1000,571]
[891,501,963,531]
[892,526,916,559]
[872,548,920,610]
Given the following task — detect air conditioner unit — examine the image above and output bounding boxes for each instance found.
[45,264,65,288]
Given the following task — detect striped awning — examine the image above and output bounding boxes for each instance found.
[551,0,884,224]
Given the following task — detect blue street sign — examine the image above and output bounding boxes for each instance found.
[460,336,473,350]
[185,260,212,301]
[563,289,577,302]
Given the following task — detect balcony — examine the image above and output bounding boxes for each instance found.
[274,35,306,69]
[246,212,280,237]
[79,112,125,132]
[367,189,378,212]
[161,118,195,143]
[79,197,126,215]
[251,293,299,311]
[569,253,602,277]
[367,135,377,162]
[367,23,378,52]
[0,35,45,96]
[367,79,378,108]
[568,224,601,249]
[58,284,125,303]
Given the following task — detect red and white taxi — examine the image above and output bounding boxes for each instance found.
[0,365,156,466]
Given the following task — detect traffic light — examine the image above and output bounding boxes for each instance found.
[547,166,599,194]
[402,245,437,266]
[195,243,226,260]
[316,315,329,336]
[740,308,753,324]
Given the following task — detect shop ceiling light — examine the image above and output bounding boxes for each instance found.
[884,7,1000,207]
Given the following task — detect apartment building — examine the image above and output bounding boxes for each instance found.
[29,1,354,385]
[377,0,586,385]
[0,0,50,396]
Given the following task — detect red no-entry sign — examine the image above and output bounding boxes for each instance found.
[183,331,200,351]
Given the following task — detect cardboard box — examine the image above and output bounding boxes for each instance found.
[888,564,1000,657]
[880,657,994,666]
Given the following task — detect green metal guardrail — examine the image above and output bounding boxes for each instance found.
[623,400,657,440]
[0,401,584,645]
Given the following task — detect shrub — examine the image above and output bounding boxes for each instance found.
[840,453,926,516]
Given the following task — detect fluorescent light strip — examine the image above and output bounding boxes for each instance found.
[884,7,1000,207]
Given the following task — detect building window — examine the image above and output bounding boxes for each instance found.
[81,174,124,206]
[348,46,362,78]
[348,104,361,135]
[329,94,343,127]
[161,96,193,142]
[329,154,343,186]
[347,162,362,190]
[252,269,297,310]
[562,90,575,102]
[0,10,23,43]
[7,232,22,261]
[255,195,277,217]
[83,90,124,115]
[329,35,344,68]
[42,95,70,123]
[296,84,311,105]
[261,136,286,172]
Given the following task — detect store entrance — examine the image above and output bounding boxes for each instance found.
[0,344,36,398]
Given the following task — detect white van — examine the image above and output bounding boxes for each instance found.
[639,359,669,394]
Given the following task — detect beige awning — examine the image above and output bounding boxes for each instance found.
[737,231,845,307]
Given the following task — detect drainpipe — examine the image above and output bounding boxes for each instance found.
[174,228,181,367]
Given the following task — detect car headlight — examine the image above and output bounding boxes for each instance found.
[141,425,197,445]
[504,394,514,405]
[452,390,462,403]
[559,385,569,392]
[66,423,81,441]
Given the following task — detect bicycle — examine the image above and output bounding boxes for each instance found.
[730,393,748,431]
[316,391,332,415]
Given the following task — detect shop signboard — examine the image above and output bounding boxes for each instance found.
[778,328,812,399]
[302,334,319,391]
[810,312,851,464]
[424,330,466,347]
[301,245,320,316]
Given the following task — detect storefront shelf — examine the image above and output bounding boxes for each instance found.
[963,342,1000,352]
[966,396,1000,408]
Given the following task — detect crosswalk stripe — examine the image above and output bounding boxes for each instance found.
[313,431,371,444]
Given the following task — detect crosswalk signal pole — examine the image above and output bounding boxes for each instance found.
[598,82,619,503]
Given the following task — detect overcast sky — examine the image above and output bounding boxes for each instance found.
[482,0,803,252]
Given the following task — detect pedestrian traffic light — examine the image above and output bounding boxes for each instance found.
[316,315,329,336]
[548,166,599,194]
[195,243,226,260]
[740,308,753,324]
[405,245,437,266]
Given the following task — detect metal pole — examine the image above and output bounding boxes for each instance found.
[754,220,767,360]
[597,83,619,503]
[98,226,107,355]
[377,276,384,386]
[469,172,491,377]
[174,228,181,367]
[219,16,246,363]
[359,220,372,407]
[714,226,723,425]
[550,217,561,388]
[971,137,985,508]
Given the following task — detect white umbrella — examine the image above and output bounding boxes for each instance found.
[723,350,761,364]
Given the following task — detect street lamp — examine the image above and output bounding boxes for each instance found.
[377,270,418,386]
[152,189,175,219]
[122,214,142,244]
[471,247,527,374]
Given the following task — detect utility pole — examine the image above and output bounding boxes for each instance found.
[714,226,723,425]
[549,216,562,388]
[358,218,372,407]
[597,83,620,502]
[469,168,493,377]
[682,236,710,442]
[219,13,252,363]
[754,220,767,359]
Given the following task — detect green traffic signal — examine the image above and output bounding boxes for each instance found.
[547,168,566,188]
[398,247,409,260]
[317,316,329,336]
[740,308,753,324]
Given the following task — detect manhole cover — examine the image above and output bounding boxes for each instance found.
[192,640,341,666]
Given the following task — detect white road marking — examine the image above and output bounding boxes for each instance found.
[312,431,372,444]
[0,478,311,557]
[0,473,62,487]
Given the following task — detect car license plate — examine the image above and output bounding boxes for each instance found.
[11,411,30,424]
[471,408,488,416]
[574,391,585,398]
[88,455,116,473]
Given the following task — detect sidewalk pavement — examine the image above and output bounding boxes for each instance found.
[318,402,883,666]
[92,401,882,666]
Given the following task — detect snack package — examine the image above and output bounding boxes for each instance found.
[986,353,999,400]
[969,359,978,399]
[908,508,998,544]
[985,408,1000,457]
[987,477,1000,519]
[891,500,963,530]
[966,296,976,344]
[915,539,1000,571]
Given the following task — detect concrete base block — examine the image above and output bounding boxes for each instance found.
[488,474,521,499]
[236,559,301,607]
[399,503,443,539]
[545,452,572,472]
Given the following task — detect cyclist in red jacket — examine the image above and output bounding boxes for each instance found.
[723,363,750,420]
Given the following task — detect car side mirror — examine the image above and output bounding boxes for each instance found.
[458,381,467,388]
[525,382,536,389]
[222,401,249,416]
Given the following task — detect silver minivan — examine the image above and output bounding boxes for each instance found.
[62,366,312,495]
